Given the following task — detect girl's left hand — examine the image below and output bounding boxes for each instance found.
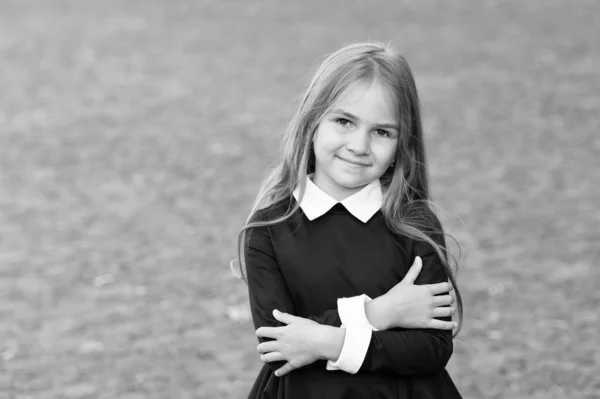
[256,309,325,377]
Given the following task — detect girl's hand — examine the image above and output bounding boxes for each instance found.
[256,310,326,377]
[380,256,456,330]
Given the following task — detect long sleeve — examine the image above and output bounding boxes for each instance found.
[358,239,453,376]
[245,224,343,372]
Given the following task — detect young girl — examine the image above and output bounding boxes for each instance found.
[232,42,464,398]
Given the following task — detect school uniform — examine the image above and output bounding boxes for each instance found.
[246,175,462,399]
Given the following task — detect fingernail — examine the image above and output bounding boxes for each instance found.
[274,371,280,377]
[273,309,279,315]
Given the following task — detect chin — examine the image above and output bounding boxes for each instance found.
[331,171,371,189]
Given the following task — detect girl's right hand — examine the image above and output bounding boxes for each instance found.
[378,256,456,330]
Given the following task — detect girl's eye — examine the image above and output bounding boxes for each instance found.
[375,129,391,138]
[336,118,351,127]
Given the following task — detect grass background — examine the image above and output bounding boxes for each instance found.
[1,0,599,398]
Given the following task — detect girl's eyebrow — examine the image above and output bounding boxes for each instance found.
[331,108,399,131]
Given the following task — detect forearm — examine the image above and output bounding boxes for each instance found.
[360,328,453,375]
[314,323,452,376]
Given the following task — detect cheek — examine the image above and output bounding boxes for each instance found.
[374,141,398,164]
[313,125,343,158]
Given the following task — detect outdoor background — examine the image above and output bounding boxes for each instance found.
[1,0,599,398]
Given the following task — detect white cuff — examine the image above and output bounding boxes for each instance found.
[337,294,379,331]
[325,326,372,374]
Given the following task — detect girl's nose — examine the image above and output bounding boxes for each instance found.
[346,130,370,154]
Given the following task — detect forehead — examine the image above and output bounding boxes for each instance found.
[332,81,398,123]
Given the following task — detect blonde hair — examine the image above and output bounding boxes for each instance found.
[231,42,463,335]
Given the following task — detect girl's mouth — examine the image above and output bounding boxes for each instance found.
[337,156,369,167]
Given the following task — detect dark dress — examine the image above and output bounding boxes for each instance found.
[245,197,463,399]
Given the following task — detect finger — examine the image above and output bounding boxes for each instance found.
[432,306,456,318]
[260,351,285,363]
[428,282,452,295]
[401,256,422,284]
[432,295,453,307]
[257,341,279,354]
[275,362,294,377]
[256,326,281,339]
[273,309,299,325]
[432,294,455,306]
[447,281,454,292]
[427,319,458,330]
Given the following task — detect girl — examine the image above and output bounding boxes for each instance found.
[232,42,464,398]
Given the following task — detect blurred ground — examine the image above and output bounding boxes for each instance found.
[0,0,599,398]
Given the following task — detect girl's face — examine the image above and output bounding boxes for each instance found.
[312,81,399,201]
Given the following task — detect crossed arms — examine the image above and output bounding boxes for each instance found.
[245,225,456,377]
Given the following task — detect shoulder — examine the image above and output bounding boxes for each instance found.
[245,195,296,250]
[412,234,445,258]
[250,194,300,231]
[404,203,446,256]
[249,195,295,224]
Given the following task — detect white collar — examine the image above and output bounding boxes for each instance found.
[292,174,382,223]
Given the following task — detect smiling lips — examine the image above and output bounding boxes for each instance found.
[338,156,370,167]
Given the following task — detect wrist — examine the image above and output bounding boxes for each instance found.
[365,296,392,330]
[317,325,345,361]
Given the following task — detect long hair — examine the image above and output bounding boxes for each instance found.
[230,42,463,336]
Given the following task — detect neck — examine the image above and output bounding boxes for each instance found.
[311,172,366,201]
